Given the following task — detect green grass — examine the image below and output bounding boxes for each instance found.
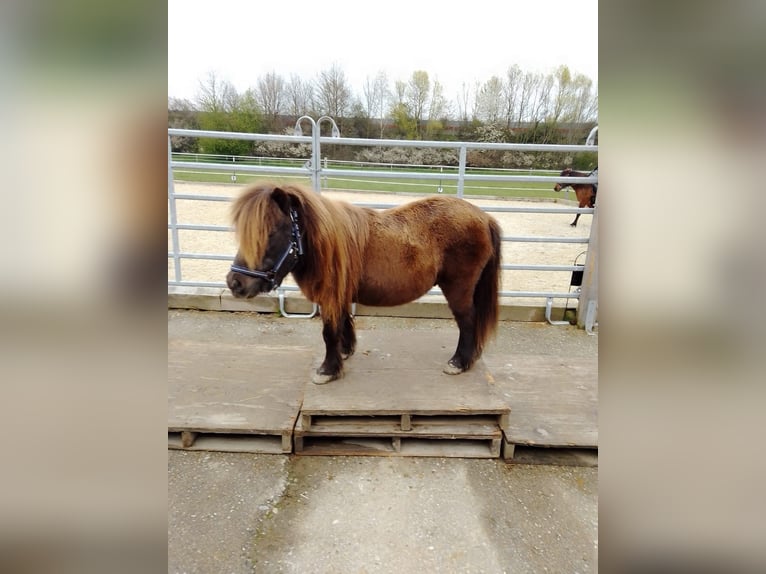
[171,164,566,200]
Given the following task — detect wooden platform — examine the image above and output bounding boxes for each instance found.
[294,330,509,458]
[490,353,598,460]
[168,339,312,453]
[167,316,597,461]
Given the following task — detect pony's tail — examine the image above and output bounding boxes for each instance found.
[473,218,502,359]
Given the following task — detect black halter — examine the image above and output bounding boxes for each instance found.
[230,208,304,291]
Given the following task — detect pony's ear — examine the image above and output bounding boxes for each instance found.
[270,186,293,216]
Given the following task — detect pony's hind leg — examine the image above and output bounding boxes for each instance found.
[444,317,477,375]
[340,310,356,360]
[439,280,479,375]
[313,319,344,385]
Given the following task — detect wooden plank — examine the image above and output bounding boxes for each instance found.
[503,443,598,467]
[281,432,292,453]
[490,438,502,458]
[294,436,500,458]
[168,339,311,436]
[487,354,597,448]
[168,432,285,454]
[295,437,396,456]
[295,416,502,439]
[301,330,509,418]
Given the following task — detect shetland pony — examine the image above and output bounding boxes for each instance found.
[226,182,502,384]
[553,168,597,227]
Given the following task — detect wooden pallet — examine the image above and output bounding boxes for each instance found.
[294,329,510,458]
[486,353,597,453]
[168,431,291,454]
[502,440,598,467]
[168,339,312,454]
[295,415,503,458]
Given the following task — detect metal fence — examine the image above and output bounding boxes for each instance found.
[168,122,598,330]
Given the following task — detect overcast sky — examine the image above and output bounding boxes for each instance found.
[168,0,598,103]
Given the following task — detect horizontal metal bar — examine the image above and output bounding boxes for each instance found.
[169,128,597,154]
[318,135,596,153]
[168,196,594,219]
[167,253,233,261]
[502,264,583,271]
[167,224,231,232]
[171,194,235,202]
[422,288,578,299]
[317,168,595,185]
[168,280,228,288]
[305,201,592,217]
[481,206,595,214]
[168,280,305,292]
[502,236,590,243]
[500,291,580,298]
[167,253,586,272]
[167,279,579,301]
[464,174,596,184]
[170,161,307,175]
[169,128,309,144]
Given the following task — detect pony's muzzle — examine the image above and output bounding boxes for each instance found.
[226,270,264,298]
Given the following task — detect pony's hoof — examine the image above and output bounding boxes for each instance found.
[443,361,464,375]
[312,371,339,385]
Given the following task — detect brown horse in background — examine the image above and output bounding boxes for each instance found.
[227,182,502,384]
[554,168,597,227]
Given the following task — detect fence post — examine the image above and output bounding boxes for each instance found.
[168,136,182,283]
[576,204,598,331]
[457,145,467,197]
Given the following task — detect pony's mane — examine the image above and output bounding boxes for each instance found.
[230,184,283,270]
[231,182,371,324]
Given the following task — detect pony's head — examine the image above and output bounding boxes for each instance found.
[226,184,303,298]
[553,168,574,192]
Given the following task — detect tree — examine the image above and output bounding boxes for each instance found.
[175,63,599,144]
[285,74,315,117]
[476,76,504,124]
[255,71,285,131]
[195,70,234,114]
[427,79,448,121]
[425,80,449,139]
[456,81,472,122]
[195,72,262,156]
[503,64,522,128]
[168,97,199,153]
[315,63,353,124]
[406,70,430,138]
[392,80,407,107]
[363,70,389,138]
[390,102,418,139]
[525,72,554,142]
[514,70,539,126]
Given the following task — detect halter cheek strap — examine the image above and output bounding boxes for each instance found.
[230,208,304,291]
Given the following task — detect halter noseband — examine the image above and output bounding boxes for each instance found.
[230,208,304,291]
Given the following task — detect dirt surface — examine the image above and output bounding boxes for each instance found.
[168,182,593,301]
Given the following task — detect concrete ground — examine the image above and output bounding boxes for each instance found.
[168,452,597,574]
[168,310,598,573]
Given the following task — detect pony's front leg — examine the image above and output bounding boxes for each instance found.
[313,319,343,385]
